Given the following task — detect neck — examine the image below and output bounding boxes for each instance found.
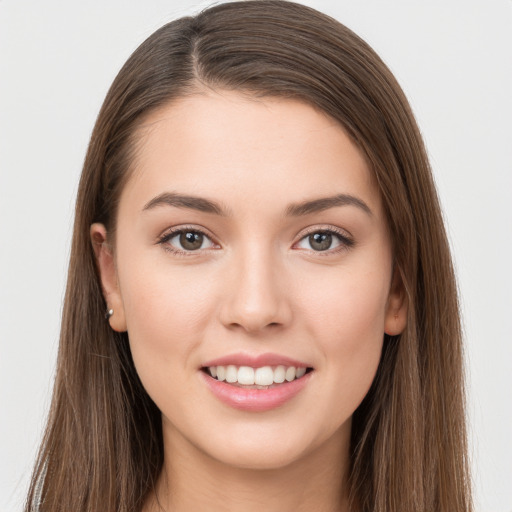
[145,423,351,512]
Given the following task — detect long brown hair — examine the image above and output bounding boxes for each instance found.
[26,1,472,510]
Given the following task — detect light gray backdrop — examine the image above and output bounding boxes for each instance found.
[1,1,511,511]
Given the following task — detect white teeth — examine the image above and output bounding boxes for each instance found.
[207,364,309,385]
[226,365,238,383]
[273,365,286,383]
[285,367,296,382]
[216,366,226,381]
[237,366,255,385]
[254,366,274,386]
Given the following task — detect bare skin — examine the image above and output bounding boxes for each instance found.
[92,91,407,512]
[146,419,350,512]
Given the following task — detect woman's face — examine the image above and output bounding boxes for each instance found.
[93,91,406,470]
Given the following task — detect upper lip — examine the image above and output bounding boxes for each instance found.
[202,352,311,369]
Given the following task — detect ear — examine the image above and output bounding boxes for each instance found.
[90,223,127,332]
[384,268,408,336]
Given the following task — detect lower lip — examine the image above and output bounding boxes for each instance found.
[200,371,312,412]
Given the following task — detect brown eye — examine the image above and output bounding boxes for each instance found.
[308,232,332,251]
[180,231,204,250]
[161,229,216,253]
[295,229,352,253]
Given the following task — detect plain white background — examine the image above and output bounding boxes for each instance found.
[1,1,511,511]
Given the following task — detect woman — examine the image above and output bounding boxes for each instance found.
[25,1,472,510]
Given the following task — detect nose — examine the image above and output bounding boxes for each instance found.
[218,244,292,334]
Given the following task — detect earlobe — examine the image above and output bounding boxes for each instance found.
[384,269,408,336]
[90,223,127,332]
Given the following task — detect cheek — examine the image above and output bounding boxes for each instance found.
[296,265,389,411]
[120,259,217,336]
[301,265,390,342]
[115,252,220,397]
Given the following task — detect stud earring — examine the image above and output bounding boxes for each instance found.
[105,308,114,320]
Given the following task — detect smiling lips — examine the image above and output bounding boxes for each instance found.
[207,365,307,387]
[201,353,313,411]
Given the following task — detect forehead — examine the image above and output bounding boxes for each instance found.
[121,90,381,216]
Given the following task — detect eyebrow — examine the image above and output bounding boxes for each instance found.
[142,192,230,216]
[286,194,372,217]
[142,191,372,217]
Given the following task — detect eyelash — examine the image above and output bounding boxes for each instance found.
[294,226,355,255]
[156,225,354,256]
[157,225,219,257]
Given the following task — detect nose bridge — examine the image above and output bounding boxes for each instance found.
[220,238,290,332]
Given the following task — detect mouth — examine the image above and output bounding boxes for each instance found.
[202,364,314,389]
[200,353,314,411]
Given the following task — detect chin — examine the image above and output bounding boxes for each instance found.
[208,444,310,472]
[186,417,348,473]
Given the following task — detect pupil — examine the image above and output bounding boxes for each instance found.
[310,232,332,251]
[180,231,203,250]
